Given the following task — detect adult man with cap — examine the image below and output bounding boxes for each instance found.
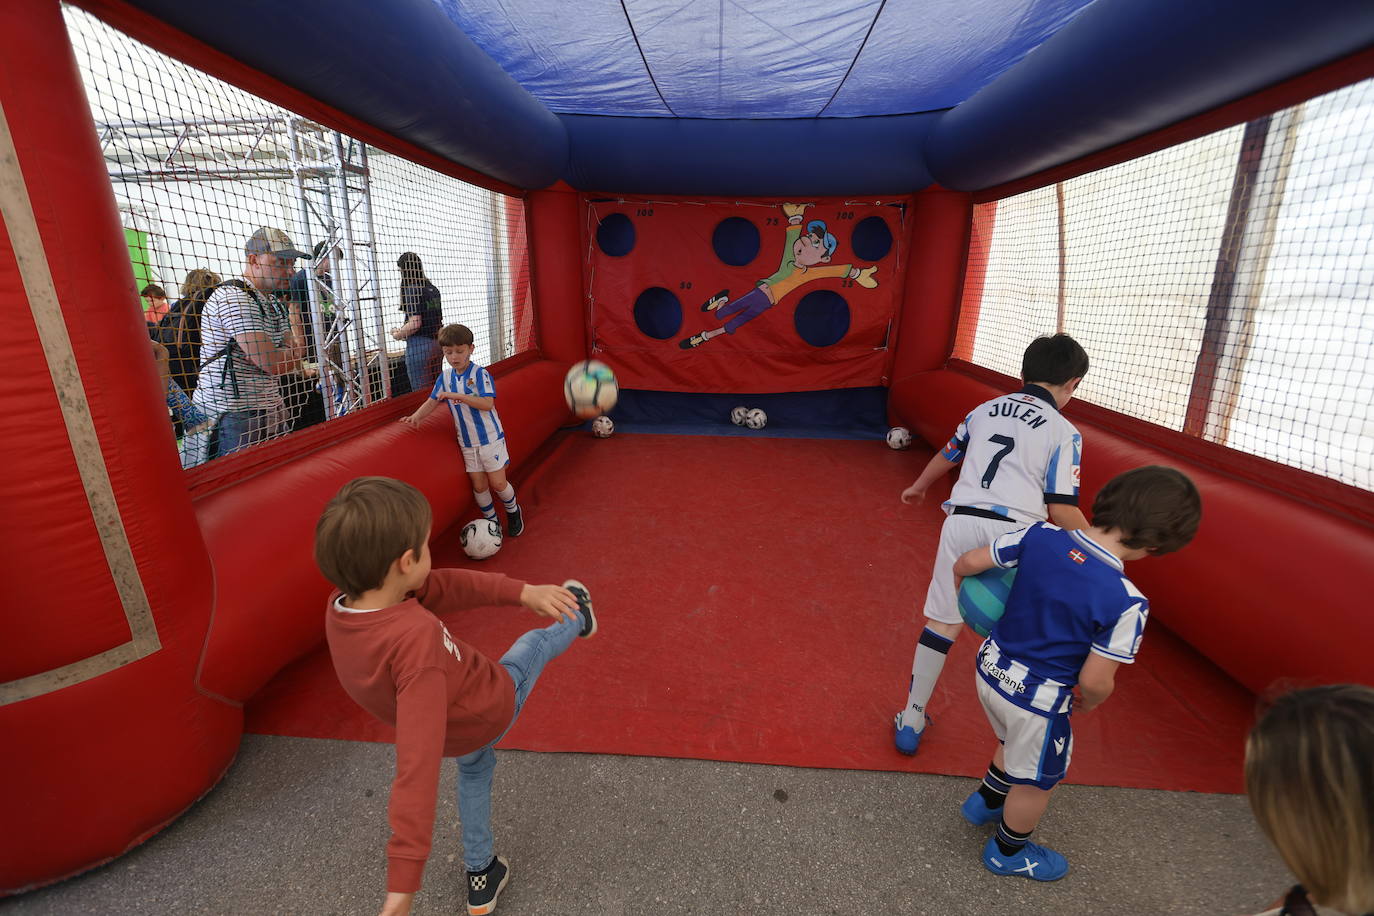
[185,227,311,465]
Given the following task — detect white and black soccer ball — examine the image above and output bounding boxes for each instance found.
[886,426,912,450]
[564,359,619,419]
[591,415,614,438]
[730,406,748,426]
[460,517,503,560]
[743,408,767,430]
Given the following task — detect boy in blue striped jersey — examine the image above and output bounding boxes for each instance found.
[401,324,525,536]
[953,465,1201,881]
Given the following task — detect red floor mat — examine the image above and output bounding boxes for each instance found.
[246,433,1254,793]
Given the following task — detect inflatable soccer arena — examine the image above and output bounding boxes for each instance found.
[2,0,1372,897]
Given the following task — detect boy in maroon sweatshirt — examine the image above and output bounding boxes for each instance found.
[315,476,597,916]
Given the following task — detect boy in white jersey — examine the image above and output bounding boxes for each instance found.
[401,324,524,536]
[894,334,1090,755]
[953,466,1201,880]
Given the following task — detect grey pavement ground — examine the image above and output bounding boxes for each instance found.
[6,734,1290,916]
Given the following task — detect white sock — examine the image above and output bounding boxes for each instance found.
[473,490,497,522]
[900,627,955,730]
[497,483,519,513]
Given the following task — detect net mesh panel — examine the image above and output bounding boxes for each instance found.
[62,6,533,468]
[956,78,1374,492]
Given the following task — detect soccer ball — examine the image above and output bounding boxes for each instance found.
[958,567,1017,637]
[460,517,502,560]
[564,359,619,419]
[743,408,767,430]
[591,415,614,438]
[887,427,912,450]
[730,406,748,426]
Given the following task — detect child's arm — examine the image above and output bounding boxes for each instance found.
[398,396,442,427]
[382,668,449,909]
[1076,653,1121,712]
[436,391,495,411]
[416,569,580,622]
[1047,503,1089,531]
[901,451,960,505]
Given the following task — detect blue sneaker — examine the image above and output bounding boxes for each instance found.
[960,790,1000,827]
[893,712,928,755]
[981,836,1069,882]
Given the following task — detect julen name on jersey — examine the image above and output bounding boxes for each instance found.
[990,399,1048,429]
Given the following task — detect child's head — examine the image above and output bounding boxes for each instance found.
[141,283,168,314]
[437,324,475,369]
[1090,465,1201,556]
[1245,684,1374,914]
[1021,334,1089,398]
[315,477,432,599]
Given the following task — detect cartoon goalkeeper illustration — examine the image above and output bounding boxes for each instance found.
[678,201,879,350]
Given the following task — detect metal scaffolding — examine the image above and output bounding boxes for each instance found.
[98,116,390,418]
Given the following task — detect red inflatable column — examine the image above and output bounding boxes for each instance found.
[0,0,239,894]
[527,185,587,363]
[888,187,973,425]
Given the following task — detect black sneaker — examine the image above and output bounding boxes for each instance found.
[467,855,510,915]
[678,332,709,349]
[506,507,524,537]
[562,579,597,638]
[701,289,729,311]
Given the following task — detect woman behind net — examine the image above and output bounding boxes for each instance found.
[390,251,443,392]
[1245,684,1374,916]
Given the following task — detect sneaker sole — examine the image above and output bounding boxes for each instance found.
[562,579,596,638]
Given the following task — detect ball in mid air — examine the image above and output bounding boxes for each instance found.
[564,359,619,419]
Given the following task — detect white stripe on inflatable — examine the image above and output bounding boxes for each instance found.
[0,96,160,706]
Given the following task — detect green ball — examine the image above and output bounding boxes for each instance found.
[958,567,1017,637]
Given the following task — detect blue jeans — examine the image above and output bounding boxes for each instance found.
[210,407,283,459]
[405,335,442,393]
[455,612,582,872]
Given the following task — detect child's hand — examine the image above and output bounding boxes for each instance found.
[520,584,580,623]
[901,483,926,505]
[398,414,421,428]
[378,891,413,916]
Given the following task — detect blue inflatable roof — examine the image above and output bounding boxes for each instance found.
[434,0,1093,118]
[119,0,1374,195]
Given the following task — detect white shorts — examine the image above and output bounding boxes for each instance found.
[460,439,509,473]
[976,671,1073,789]
[922,513,1023,625]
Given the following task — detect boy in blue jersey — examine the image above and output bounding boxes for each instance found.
[401,324,524,536]
[953,465,1201,881]
[894,334,1091,755]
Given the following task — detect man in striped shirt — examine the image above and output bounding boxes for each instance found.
[952,466,1201,882]
[401,324,524,536]
[185,227,310,465]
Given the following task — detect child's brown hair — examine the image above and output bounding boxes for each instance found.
[315,477,431,598]
[437,324,474,347]
[1090,465,1201,555]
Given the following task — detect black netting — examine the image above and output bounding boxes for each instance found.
[956,79,1374,491]
[64,6,533,469]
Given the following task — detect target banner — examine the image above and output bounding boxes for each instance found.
[585,196,906,393]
